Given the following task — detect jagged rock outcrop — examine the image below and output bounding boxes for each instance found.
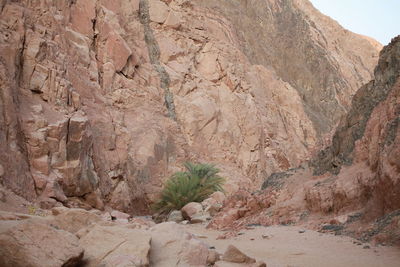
[210,36,400,245]
[0,0,380,213]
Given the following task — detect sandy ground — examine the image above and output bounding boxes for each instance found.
[185,224,400,267]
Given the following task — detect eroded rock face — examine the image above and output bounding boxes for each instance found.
[198,0,381,137]
[0,0,380,213]
[210,37,400,245]
[0,220,84,267]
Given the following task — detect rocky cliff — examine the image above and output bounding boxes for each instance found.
[210,36,400,245]
[0,0,381,213]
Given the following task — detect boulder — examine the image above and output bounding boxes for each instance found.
[202,191,226,216]
[0,220,83,267]
[190,212,211,224]
[181,202,203,220]
[50,208,102,234]
[150,222,213,266]
[111,210,131,221]
[167,210,184,222]
[79,224,151,267]
[222,245,256,264]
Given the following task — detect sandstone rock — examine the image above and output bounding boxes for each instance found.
[222,245,256,264]
[111,209,131,221]
[79,224,151,267]
[0,220,83,267]
[149,0,170,23]
[164,10,181,29]
[207,250,221,265]
[70,0,96,36]
[104,31,132,72]
[50,208,102,234]
[251,262,267,267]
[181,202,203,220]
[202,191,226,216]
[150,222,211,266]
[167,210,184,222]
[84,191,105,210]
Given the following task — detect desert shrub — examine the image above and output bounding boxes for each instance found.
[153,162,224,214]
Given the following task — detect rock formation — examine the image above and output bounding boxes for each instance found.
[210,36,400,246]
[0,0,381,214]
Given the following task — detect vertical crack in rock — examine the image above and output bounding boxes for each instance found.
[139,0,177,120]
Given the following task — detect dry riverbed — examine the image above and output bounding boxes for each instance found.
[185,224,400,267]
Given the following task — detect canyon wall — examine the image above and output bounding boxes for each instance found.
[0,0,380,213]
[210,36,400,245]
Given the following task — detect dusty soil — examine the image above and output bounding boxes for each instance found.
[185,224,400,267]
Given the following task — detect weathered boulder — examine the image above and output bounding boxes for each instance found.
[202,191,226,216]
[0,220,83,267]
[167,210,184,222]
[150,222,213,266]
[222,245,256,264]
[79,224,151,267]
[181,202,203,220]
[111,209,131,222]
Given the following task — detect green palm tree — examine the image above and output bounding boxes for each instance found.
[153,162,224,214]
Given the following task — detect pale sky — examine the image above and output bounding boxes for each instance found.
[310,0,399,45]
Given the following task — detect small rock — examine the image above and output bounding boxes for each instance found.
[252,261,267,267]
[298,230,306,233]
[238,232,244,235]
[167,210,183,223]
[222,245,256,263]
[110,210,131,221]
[262,234,270,239]
[207,250,220,265]
[363,245,370,249]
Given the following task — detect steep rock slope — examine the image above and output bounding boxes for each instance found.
[211,36,400,245]
[0,0,380,213]
[198,0,382,136]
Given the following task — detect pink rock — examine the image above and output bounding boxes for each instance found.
[70,0,96,36]
[164,10,181,29]
[181,202,203,220]
[149,0,170,23]
[222,245,256,263]
[110,210,131,221]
